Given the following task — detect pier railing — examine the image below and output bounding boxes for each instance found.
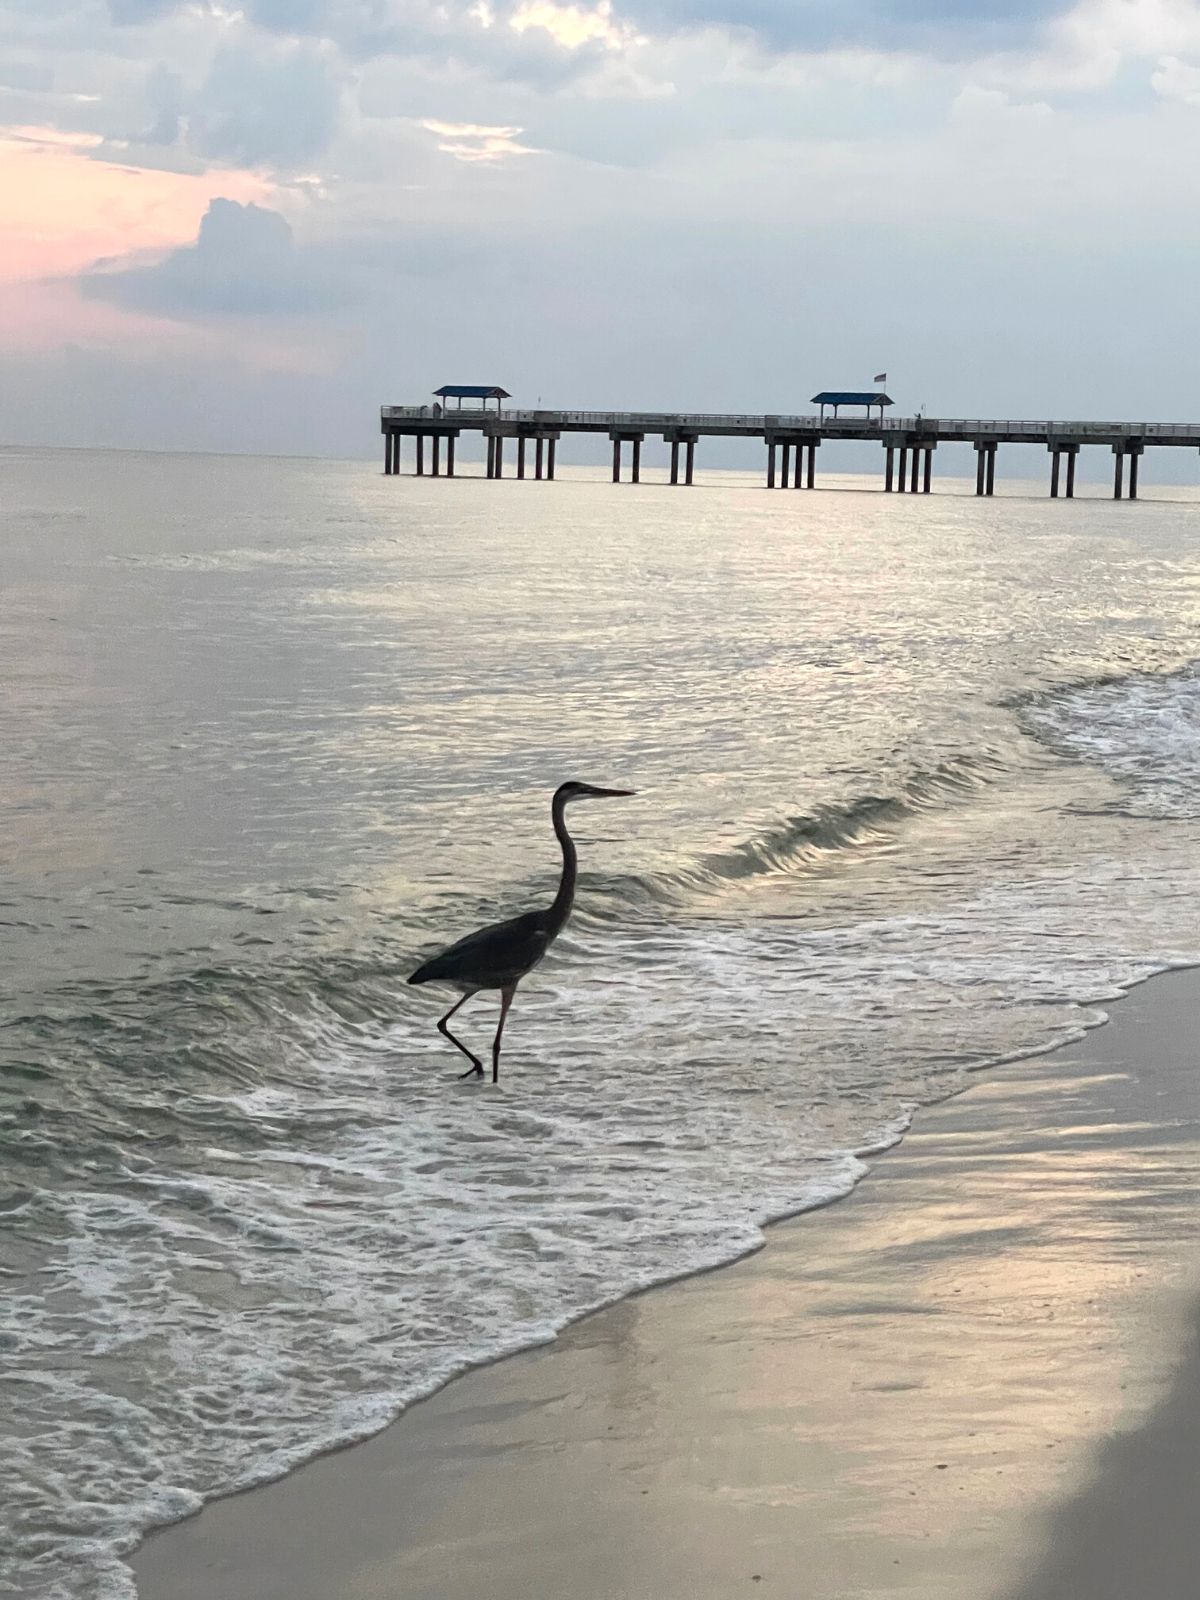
[928,419,1200,440]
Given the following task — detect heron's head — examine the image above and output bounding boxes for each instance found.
[554,780,636,807]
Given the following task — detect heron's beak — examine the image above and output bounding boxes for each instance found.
[585,786,636,798]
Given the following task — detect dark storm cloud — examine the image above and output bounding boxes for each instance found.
[82,198,348,317]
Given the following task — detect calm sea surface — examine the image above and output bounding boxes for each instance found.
[4,447,1200,1598]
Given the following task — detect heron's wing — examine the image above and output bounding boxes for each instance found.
[408,910,552,989]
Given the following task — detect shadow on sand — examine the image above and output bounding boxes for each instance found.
[1004,1290,1200,1600]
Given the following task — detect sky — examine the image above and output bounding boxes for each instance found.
[3,0,1200,459]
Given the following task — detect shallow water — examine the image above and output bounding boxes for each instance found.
[4,447,1200,1598]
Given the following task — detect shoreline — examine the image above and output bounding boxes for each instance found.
[132,966,1200,1599]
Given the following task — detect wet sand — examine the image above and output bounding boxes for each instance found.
[133,968,1200,1600]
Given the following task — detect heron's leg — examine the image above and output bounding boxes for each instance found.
[437,994,483,1077]
[492,985,517,1084]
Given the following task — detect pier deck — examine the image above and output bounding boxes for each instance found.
[380,406,1200,498]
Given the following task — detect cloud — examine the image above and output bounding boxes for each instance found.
[3,123,103,153]
[87,0,1072,59]
[1151,53,1200,104]
[188,42,341,170]
[509,1,631,49]
[0,120,269,297]
[243,0,329,28]
[0,58,54,91]
[949,82,1053,122]
[421,118,540,160]
[107,0,180,21]
[86,0,631,87]
[142,62,183,144]
[82,196,348,316]
[615,0,1076,57]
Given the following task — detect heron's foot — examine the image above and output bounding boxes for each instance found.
[458,1062,485,1079]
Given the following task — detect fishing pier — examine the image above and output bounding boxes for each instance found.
[381,387,1200,499]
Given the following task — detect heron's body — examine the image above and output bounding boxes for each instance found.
[408,909,552,995]
[408,781,633,1081]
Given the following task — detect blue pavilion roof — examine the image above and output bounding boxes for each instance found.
[434,384,511,399]
[812,391,893,407]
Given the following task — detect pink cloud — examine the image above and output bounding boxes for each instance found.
[0,126,273,349]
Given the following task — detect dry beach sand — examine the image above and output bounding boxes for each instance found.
[133,968,1200,1600]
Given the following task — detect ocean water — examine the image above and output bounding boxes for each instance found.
[4,446,1200,1599]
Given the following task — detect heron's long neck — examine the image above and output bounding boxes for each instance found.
[547,798,577,934]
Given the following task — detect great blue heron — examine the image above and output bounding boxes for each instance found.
[407,781,635,1082]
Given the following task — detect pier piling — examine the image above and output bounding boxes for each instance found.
[1127,444,1143,499]
[383,403,1187,498]
[610,433,643,483]
[666,430,697,486]
[1048,443,1077,498]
